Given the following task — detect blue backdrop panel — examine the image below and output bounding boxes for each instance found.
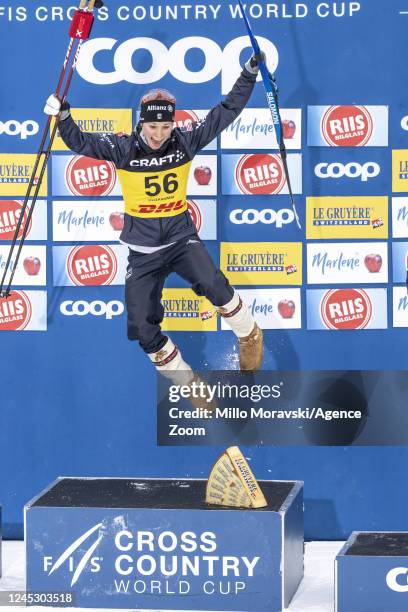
[1,1,408,539]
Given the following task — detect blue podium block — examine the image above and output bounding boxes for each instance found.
[25,477,303,611]
[336,531,408,612]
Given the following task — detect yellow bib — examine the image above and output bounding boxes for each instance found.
[117,162,192,218]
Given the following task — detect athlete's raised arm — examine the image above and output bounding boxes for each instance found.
[44,94,130,166]
[179,52,264,156]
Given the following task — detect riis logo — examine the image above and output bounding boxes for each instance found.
[0,290,32,331]
[161,289,216,331]
[230,208,295,228]
[0,120,39,140]
[66,245,118,286]
[321,105,373,146]
[314,162,380,182]
[77,36,279,95]
[320,288,372,330]
[306,197,388,239]
[43,523,104,588]
[65,155,116,197]
[187,200,202,232]
[235,154,285,195]
[220,242,302,286]
[0,200,32,241]
[60,300,124,319]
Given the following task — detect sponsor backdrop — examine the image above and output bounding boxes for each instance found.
[0,1,407,540]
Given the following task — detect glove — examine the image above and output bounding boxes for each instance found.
[44,94,71,120]
[245,51,266,75]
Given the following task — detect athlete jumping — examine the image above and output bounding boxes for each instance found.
[45,53,265,380]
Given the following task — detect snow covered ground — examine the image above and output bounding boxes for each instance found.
[0,540,343,611]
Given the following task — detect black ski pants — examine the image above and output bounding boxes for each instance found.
[125,235,234,354]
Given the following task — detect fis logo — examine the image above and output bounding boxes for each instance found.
[314,162,380,182]
[0,120,39,140]
[60,300,124,320]
[77,36,279,95]
[43,523,104,587]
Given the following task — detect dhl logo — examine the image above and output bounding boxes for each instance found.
[130,200,187,216]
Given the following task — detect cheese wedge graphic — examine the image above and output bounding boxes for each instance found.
[206,446,267,508]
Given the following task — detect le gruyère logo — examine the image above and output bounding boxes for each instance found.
[65,155,116,197]
[187,200,202,232]
[321,288,372,330]
[0,290,32,331]
[321,105,373,147]
[67,245,118,286]
[235,154,285,195]
[0,200,32,240]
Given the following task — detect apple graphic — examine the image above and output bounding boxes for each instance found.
[278,299,296,319]
[194,165,212,186]
[282,120,296,139]
[364,254,382,273]
[109,212,124,231]
[23,256,41,276]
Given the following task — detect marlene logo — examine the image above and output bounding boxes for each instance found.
[235,154,285,195]
[0,200,32,240]
[65,155,116,197]
[66,245,118,286]
[0,290,32,331]
[187,200,202,232]
[321,105,373,146]
[321,288,372,330]
[44,523,104,588]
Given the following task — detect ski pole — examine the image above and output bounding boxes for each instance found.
[237,0,301,229]
[0,0,104,298]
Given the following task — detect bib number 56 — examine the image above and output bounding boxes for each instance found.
[145,173,178,196]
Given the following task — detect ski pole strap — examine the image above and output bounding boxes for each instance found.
[69,9,94,39]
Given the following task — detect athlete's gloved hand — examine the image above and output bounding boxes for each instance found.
[44,94,71,121]
[245,51,266,74]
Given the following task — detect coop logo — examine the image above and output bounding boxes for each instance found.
[230,208,295,227]
[60,300,124,320]
[175,110,200,131]
[66,245,118,286]
[187,200,202,232]
[320,288,372,330]
[321,106,373,146]
[77,36,279,94]
[314,162,380,182]
[0,290,32,331]
[0,120,39,140]
[43,523,104,588]
[401,116,408,132]
[0,200,32,240]
[235,154,285,195]
[65,155,116,197]
[386,567,408,593]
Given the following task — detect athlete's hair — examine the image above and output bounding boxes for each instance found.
[140,89,176,107]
